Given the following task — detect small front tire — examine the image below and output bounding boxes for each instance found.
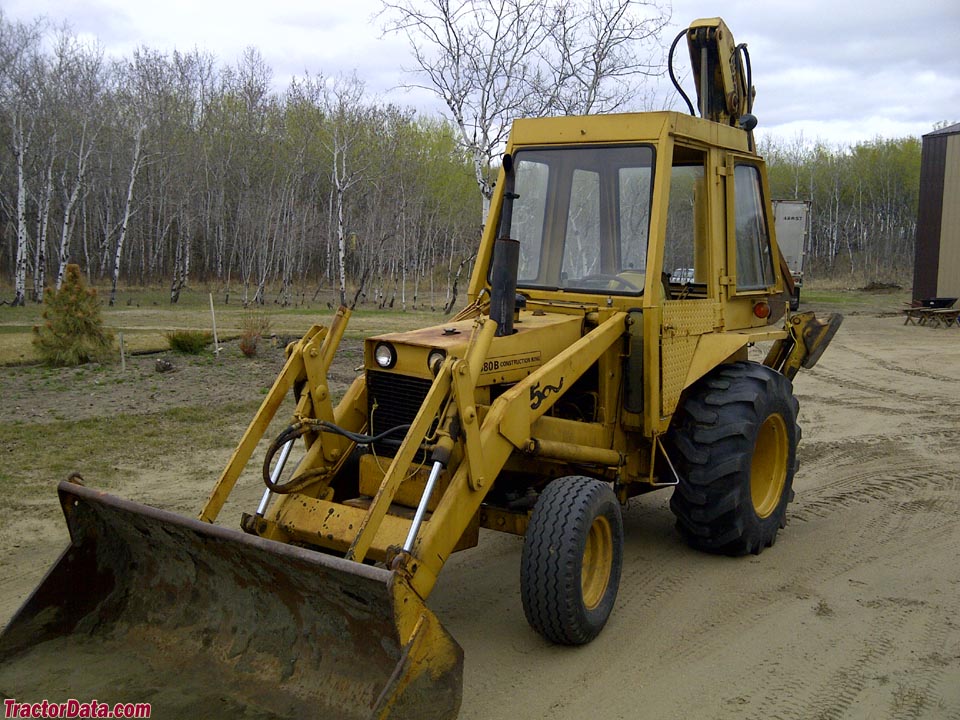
[520,476,623,645]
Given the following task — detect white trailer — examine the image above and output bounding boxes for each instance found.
[773,200,810,310]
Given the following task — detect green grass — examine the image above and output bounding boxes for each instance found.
[0,400,262,490]
[0,331,39,365]
[801,285,911,313]
[0,287,449,366]
[0,328,180,365]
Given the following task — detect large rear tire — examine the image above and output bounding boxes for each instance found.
[667,361,799,556]
[521,476,623,645]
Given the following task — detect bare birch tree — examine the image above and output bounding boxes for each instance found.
[534,0,670,115]
[321,74,369,306]
[382,0,548,217]
[32,138,53,299]
[0,13,46,305]
[381,0,669,218]
[109,122,144,306]
[24,30,104,296]
[55,114,98,290]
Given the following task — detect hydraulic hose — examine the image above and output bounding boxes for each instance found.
[668,28,697,116]
[262,419,411,494]
[737,43,753,113]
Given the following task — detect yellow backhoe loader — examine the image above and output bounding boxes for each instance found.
[1,18,841,719]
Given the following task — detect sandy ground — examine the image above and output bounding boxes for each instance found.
[2,312,960,718]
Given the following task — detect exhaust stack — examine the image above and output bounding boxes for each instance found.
[489,153,519,336]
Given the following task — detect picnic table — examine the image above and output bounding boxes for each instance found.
[902,302,960,328]
[927,308,960,327]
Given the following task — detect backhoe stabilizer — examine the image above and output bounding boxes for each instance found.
[765,311,844,380]
[0,481,463,720]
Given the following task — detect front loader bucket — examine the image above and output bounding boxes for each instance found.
[0,482,462,719]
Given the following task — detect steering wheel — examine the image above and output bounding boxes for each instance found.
[575,274,642,292]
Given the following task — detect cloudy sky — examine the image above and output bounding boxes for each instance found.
[6,0,959,147]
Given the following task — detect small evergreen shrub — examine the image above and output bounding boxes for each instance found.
[32,264,115,366]
[166,329,212,354]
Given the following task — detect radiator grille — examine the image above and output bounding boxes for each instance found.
[367,370,434,456]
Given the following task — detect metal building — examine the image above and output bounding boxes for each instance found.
[913,122,960,302]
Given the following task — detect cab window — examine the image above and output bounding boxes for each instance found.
[509,145,654,294]
[734,164,775,291]
[662,143,711,295]
[664,163,703,286]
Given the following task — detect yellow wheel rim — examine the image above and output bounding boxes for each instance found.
[751,414,788,518]
[581,515,613,610]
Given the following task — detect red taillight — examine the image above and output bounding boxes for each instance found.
[753,302,770,318]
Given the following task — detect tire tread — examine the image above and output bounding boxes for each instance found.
[667,362,799,556]
[521,477,623,645]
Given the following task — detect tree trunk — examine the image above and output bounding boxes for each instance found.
[33,151,55,302]
[13,126,30,307]
[443,253,475,314]
[336,180,347,307]
[56,151,87,290]
[110,124,145,306]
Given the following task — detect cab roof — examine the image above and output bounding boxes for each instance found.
[508,110,753,155]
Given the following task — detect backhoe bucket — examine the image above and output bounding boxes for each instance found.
[0,482,462,719]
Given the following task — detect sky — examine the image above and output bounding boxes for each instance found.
[5,0,959,148]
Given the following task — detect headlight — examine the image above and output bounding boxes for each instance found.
[374,342,397,369]
[427,349,446,375]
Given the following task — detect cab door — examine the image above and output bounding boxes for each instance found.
[724,157,782,326]
[658,144,722,420]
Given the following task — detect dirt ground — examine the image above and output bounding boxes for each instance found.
[2,308,960,718]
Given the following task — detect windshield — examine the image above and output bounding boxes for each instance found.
[506,145,654,295]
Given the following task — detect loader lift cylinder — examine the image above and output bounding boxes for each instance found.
[490,153,519,336]
[255,437,294,516]
[404,402,460,552]
[403,460,444,552]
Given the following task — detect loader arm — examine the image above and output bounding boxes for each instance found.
[400,311,628,599]
[201,306,358,523]
[345,317,498,563]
